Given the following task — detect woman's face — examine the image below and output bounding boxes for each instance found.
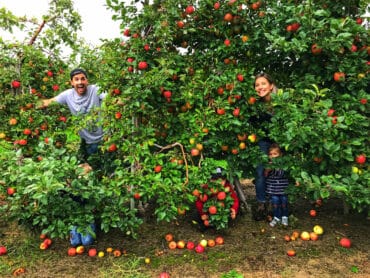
[255,76,274,99]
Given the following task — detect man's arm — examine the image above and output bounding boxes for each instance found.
[37,97,57,109]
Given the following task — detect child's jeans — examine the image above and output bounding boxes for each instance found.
[270,194,288,219]
[70,223,96,246]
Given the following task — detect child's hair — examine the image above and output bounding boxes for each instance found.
[269,143,283,155]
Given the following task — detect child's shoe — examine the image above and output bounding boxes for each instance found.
[282,216,289,227]
[70,226,82,246]
[269,217,281,227]
[80,223,96,246]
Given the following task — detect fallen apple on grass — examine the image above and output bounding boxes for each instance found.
[339,237,352,248]
[0,246,7,256]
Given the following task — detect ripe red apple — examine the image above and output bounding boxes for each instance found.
[185,5,195,14]
[88,248,97,257]
[333,72,345,82]
[123,28,130,36]
[11,80,21,88]
[127,57,134,63]
[248,96,256,104]
[52,85,59,91]
[224,39,231,46]
[236,73,244,82]
[7,187,16,195]
[309,209,317,217]
[112,88,121,95]
[195,244,205,253]
[115,112,122,119]
[214,2,220,9]
[67,247,77,256]
[287,249,296,256]
[309,232,319,241]
[232,108,240,117]
[40,242,48,250]
[355,154,366,164]
[159,272,171,278]
[360,98,367,105]
[216,108,225,115]
[191,148,200,156]
[186,241,195,250]
[339,237,351,248]
[108,143,117,152]
[176,21,185,28]
[217,191,226,200]
[154,165,162,173]
[0,246,7,256]
[215,236,224,245]
[327,108,335,117]
[18,139,27,146]
[133,192,140,200]
[350,44,357,52]
[311,44,322,55]
[23,128,32,135]
[9,118,18,125]
[163,90,172,98]
[208,205,217,215]
[356,18,363,25]
[138,61,148,70]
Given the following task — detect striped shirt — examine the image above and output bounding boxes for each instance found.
[266,169,289,195]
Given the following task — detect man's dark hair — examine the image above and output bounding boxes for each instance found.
[70,68,88,80]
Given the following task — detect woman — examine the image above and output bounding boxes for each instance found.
[252,73,277,221]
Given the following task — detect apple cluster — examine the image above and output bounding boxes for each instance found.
[164,233,224,254]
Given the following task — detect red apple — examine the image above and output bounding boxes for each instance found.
[52,85,59,91]
[154,165,162,173]
[333,72,345,82]
[138,61,148,70]
[214,2,220,9]
[327,109,335,116]
[216,108,225,115]
[108,144,117,152]
[215,236,224,245]
[11,80,21,88]
[88,248,97,257]
[339,237,351,248]
[186,241,195,250]
[224,39,231,46]
[123,28,130,36]
[7,187,16,195]
[0,246,7,256]
[355,154,366,164]
[248,96,256,104]
[309,209,317,217]
[176,21,185,28]
[287,249,296,256]
[163,90,172,98]
[46,70,53,77]
[194,244,205,253]
[67,247,77,256]
[311,44,322,55]
[208,205,217,215]
[217,191,226,200]
[191,148,200,156]
[185,5,195,14]
[236,73,244,82]
[23,128,32,135]
[159,272,170,278]
[115,112,122,119]
[133,192,140,200]
[360,98,367,105]
[232,108,240,117]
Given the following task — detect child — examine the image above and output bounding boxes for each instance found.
[264,144,289,227]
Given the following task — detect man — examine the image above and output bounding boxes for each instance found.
[39,68,107,246]
[40,68,107,161]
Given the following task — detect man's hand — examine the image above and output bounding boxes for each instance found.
[36,98,55,109]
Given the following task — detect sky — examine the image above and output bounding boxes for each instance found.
[0,0,122,46]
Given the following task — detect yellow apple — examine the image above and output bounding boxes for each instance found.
[313,225,324,235]
[199,239,208,248]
